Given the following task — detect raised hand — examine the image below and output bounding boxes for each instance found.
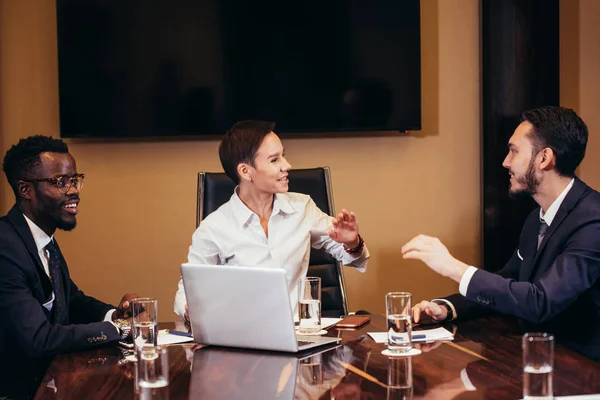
[328,209,360,248]
[402,235,469,282]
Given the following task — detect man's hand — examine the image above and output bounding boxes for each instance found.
[401,235,469,282]
[412,300,447,324]
[113,292,139,320]
[328,209,360,248]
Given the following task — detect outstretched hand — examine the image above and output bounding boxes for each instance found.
[328,209,360,248]
[401,235,469,282]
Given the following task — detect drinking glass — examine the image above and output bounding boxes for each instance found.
[298,277,321,334]
[522,332,554,400]
[386,292,412,354]
[132,298,158,351]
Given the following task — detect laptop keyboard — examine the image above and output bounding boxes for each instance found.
[297,340,314,347]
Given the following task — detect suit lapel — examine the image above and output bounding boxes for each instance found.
[527,178,588,280]
[519,214,542,281]
[6,205,52,289]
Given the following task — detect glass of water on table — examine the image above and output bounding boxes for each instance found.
[298,277,322,334]
[132,297,159,351]
[522,332,554,400]
[386,292,413,355]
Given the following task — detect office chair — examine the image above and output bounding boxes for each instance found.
[196,167,350,317]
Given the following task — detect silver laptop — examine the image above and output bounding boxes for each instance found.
[180,263,341,352]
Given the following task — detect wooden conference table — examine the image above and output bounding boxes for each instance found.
[33,315,600,399]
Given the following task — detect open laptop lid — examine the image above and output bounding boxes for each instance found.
[181,264,302,352]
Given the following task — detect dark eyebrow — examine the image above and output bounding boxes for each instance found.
[267,150,283,159]
[508,143,517,150]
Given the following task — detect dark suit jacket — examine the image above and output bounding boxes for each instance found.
[446,178,600,360]
[0,205,121,397]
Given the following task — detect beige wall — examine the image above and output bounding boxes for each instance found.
[560,0,600,186]
[0,0,481,321]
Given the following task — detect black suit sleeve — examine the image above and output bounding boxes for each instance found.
[0,247,120,358]
[443,249,522,321]
[466,222,600,324]
[67,274,115,324]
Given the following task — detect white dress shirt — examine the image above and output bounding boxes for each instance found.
[448,178,576,319]
[23,214,115,321]
[174,190,369,318]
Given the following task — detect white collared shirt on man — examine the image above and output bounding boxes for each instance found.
[174,190,369,318]
[23,214,115,321]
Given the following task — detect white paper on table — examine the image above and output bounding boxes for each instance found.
[157,330,194,345]
[294,317,343,332]
[322,317,343,329]
[367,327,454,343]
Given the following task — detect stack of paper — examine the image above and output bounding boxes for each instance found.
[367,327,454,343]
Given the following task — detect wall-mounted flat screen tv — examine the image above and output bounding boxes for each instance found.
[56,0,421,138]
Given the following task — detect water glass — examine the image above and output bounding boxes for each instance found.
[387,356,413,400]
[386,292,412,354]
[522,332,554,400]
[298,277,322,334]
[132,298,159,351]
[137,346,169,400]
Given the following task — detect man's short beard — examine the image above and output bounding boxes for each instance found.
[53,215,77,231]
[509,157,540,199]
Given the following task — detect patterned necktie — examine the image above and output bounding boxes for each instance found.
[537,220,549,250]
[45,240,68,324]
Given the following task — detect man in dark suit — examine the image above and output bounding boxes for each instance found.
[403,106,600,361]
[0,136,137,398]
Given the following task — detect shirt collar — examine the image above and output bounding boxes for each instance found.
[22,214,53,251]
[540,178,575,226]
[230,188,297,227]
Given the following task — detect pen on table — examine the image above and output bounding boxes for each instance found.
[168,330,193,337]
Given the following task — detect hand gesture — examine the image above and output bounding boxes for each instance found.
[401,235,469,282]
[412,300,447,324]
[113,292,139,320]
[328,209,360,247]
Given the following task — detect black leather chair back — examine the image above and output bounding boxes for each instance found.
[196,167,349,316]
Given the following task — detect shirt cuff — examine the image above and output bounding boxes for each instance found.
[431,298,458,321]
[459,266,478,296]
[460,368,477,391]
[104,309,116,326]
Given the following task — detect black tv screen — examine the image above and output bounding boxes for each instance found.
[56,0,421,138]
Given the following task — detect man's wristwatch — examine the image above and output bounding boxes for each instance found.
[432,301,453,321]
[114,319,131,339]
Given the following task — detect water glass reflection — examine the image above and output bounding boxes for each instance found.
[387,356,413,400]
[522,332,554,400]
[137,346,169,400]
[298,353,323,385]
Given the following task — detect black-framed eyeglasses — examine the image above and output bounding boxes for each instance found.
[24,174,85,194]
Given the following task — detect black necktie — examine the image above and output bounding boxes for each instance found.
[46,240,68,324]
[537,220,549,250]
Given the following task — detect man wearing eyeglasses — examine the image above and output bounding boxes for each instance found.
[0,135,137,398]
